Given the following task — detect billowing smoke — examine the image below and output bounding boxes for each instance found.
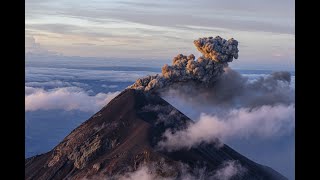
[129,36,239,92]
[161,68,294,110]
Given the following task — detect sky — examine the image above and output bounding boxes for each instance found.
[25,0,295,70]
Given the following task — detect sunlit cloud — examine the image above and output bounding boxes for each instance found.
[25,86,120,112]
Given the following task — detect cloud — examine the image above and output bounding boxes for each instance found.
[25,80,89,89]
[161,68,294,114]
[117,166,155,180]
[101,84,118,89]
[212,160,246,180]
[25,0,294,62]
[26,0,294,34]
[25,36,60,56]
[25,86,40,96]
[25,86,120,112]
[157,104,295,151]
[25,36,48,54]
[85,160,245,180]
[26,66,156,83]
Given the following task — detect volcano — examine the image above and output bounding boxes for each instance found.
[25,89,287,180]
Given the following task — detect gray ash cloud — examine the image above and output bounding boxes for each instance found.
[128,36,239,92]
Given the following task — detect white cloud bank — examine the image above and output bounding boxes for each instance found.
[25,86,120,112]
[158,104,295,151]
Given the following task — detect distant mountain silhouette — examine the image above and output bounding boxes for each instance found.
[25,89,287,180]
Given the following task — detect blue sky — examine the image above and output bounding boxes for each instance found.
[25,0,294,70]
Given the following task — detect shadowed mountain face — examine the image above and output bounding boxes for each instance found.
[25,89,287,180]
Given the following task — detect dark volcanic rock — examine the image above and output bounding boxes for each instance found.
[25,89,287,180]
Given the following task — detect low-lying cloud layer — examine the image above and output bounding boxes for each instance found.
[25,86,120,112]
[26,66,155,83]
[25,80,89,89]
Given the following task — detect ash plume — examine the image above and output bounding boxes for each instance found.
[161,68,294,110]
[128,36,239,92]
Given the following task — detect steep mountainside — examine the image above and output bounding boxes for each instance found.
[25,89,287,180]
